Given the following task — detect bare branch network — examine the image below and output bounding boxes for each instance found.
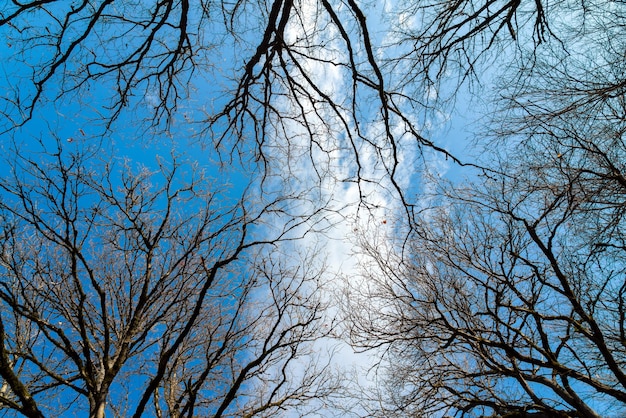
[1,0,625,417]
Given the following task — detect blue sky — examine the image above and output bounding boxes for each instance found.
[0,1,522,416]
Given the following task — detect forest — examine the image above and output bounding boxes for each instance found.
[1,0,625,417]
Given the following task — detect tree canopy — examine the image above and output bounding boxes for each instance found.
[1,0,625,417]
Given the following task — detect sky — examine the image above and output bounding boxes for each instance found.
[12,0,625,416]
[0,1,484,416]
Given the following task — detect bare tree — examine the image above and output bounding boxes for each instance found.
[345,12,626,417]
[0,138,340,417]
[3,1,626,417]
[2,0,559,209]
